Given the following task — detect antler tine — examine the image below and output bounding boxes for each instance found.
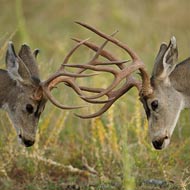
[71,31,118,76]
[42,38,116,100]
[75,22,153,96]
[72,38,118,61]
[70,36,143,102]
[75,21,140,61]
[62,83,115,104]
[63,37,135,100]
[93,60,129,65]
[41,38,92,87]
[72,38,142,92]
[40,73,97,109]
[62,58,143,100]
[56,33,130,101]
[38,35,118,109]
[72,37,126,70]
[75,102,113,119]
[75,77,141,119]
[38,38,99,109]
[61,62,138,100]
[41,70,97,89]
[61,38,90,67]
[42,84,85,109]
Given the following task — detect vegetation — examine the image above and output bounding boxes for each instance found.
[0,0,190,189]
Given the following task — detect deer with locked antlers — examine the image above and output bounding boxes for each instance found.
[1,38,101,147]
[0,22,188,150]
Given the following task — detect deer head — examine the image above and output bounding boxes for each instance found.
[2,43,47,147]
[1,40,95,147]
[64,22,189,150]
[141,37,182,150]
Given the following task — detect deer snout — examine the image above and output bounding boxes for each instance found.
[19,134,35,147]
[152,136,169,150]
[22,138,35,147]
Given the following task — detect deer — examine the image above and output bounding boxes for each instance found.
[0,22,187,150]
[0,39,101,147]
[59,22,188,151]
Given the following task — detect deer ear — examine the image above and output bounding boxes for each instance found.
[152,36,178,80]
[19,44,40,78]
[33,48,40,58]
[6,42,31,82]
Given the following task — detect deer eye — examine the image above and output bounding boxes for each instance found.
[26,104,34,114]
[151,100,158,111]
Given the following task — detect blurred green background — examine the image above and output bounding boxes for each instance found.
[0,0,190,189]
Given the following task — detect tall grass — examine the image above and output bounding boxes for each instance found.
[15,0,29,43]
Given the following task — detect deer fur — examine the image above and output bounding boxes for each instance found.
[141,37,190,150]
[0,42,46,147]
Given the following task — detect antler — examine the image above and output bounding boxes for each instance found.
[34,22,153,118]
[67,22,153,118]
[34,39,98,109]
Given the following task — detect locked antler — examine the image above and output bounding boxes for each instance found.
[66,22,152,118]
[35,22,152,118]
[34,39,98,109]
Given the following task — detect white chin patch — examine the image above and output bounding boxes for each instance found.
[17,135,23,145]
[162,138,170,149]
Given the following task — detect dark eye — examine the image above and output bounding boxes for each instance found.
[151,100,158,111]
[26,104,34,114]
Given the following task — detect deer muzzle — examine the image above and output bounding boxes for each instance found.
[18,133,35,147]
[152,136,170,150]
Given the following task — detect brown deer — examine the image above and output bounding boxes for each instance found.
[63,22,187,150]
[0,40,98,147]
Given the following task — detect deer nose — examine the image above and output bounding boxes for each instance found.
[22,138,35,147]
[152,138,165,150]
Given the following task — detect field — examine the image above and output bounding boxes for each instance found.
[0,0,190,189]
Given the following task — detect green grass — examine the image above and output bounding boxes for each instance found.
[1,0,190,189]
